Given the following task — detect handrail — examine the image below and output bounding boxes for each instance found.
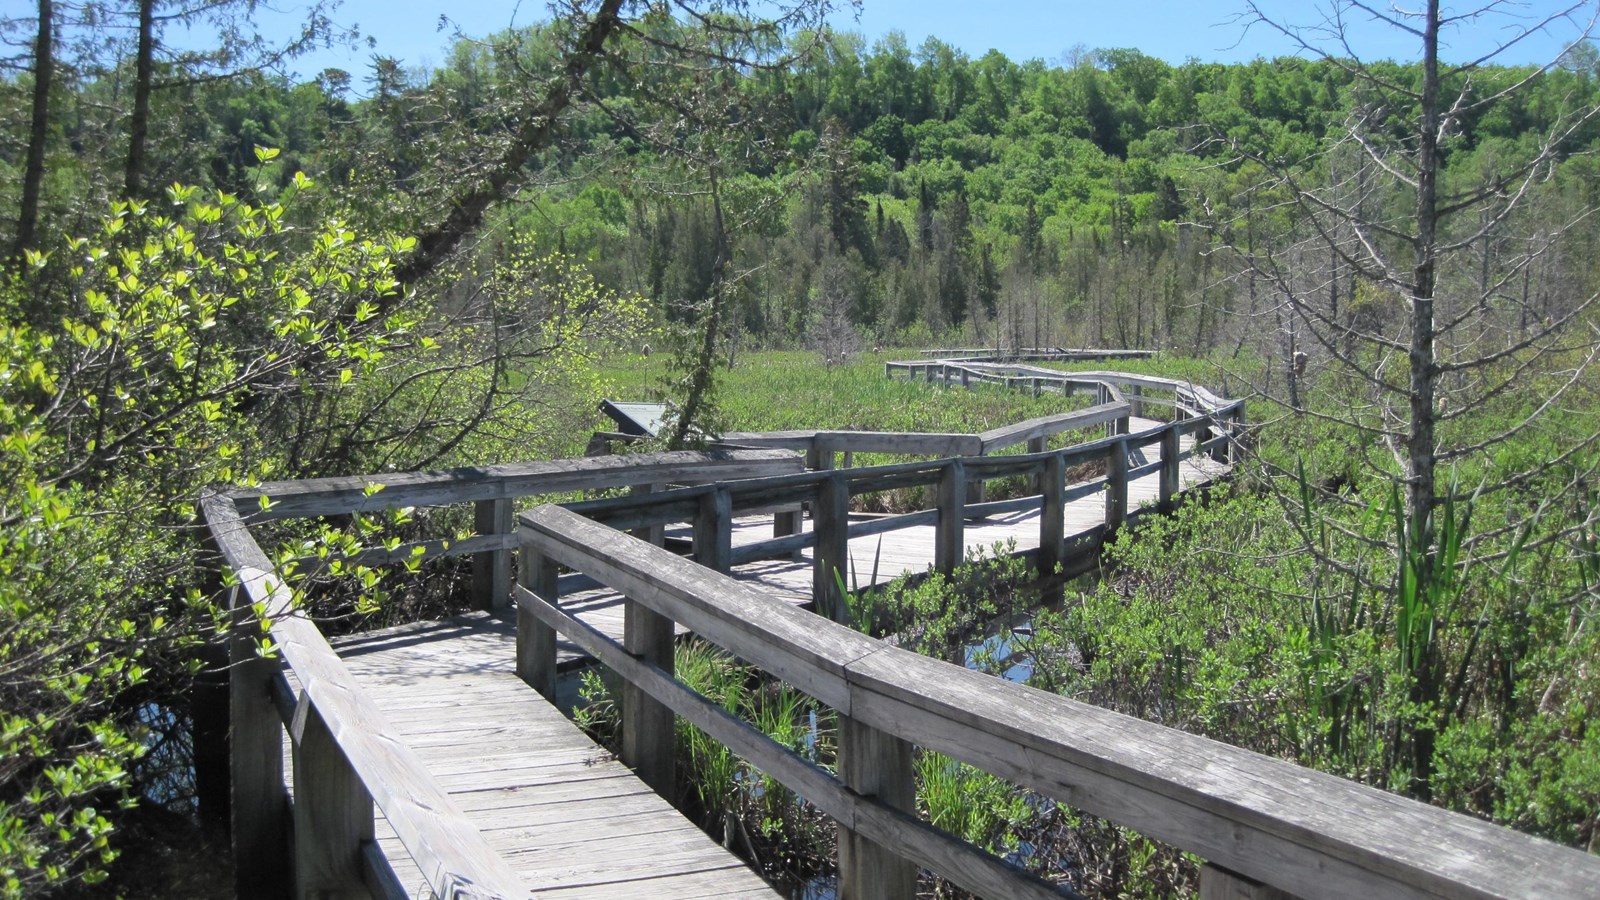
[202,492,529,899]
[230,447,803,522]
[976,400,1126,453]
[914,347,1158,362]
[517,504,1600,900]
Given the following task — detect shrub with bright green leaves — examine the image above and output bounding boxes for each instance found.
[2,157,653,892]
[0,173,423,896]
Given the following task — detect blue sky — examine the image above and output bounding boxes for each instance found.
[21,0,1594,85]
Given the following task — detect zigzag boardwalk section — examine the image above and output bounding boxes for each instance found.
[549,415,1226,667]
[270,408,1224,895]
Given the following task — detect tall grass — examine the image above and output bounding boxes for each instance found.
[601,349,1091,438]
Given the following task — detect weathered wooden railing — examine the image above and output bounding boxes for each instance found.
[516,503,1600,900]
[566,396,1241,623]
[200,449,803,899]
[887,358,1228,418]
[714,363,1237,513]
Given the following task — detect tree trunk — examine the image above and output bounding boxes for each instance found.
[14,0,53,259]
[1404,0,1443,801]
[667,169,730,450]
[124,0,155,199]
[393,0,625,288]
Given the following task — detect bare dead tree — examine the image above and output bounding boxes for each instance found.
[1206,0,1600,797]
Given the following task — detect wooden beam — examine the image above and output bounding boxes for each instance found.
[1159,424,1182,512]
[471,497,513,611]
[1039,453,1066,606]
[630,483,666,547]
[936,462,966,575]
[813,473,851,624]
[517,540,559,701]
[694,488,733,574]
[622,593,675,796]
[227,586,291,900]
[773,503,804,561]
[837,716,916,900]
[977,402,1128,454]
[291,700,374,899]
[230,448,801,522]
[1105,439,1128,532]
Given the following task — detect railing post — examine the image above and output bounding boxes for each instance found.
[230,593,291,900]
[809,437,836,473]
[1227,405,1247,464]
[1130,384,1143,418]
[695,487,733,574]
[1027,436,1047,492]
[936,461,966,574]
[622,594,676,795]
[516,534,559,700]
[774,503,804,561]
[813,471,851,623]
[192,559,232,841]
[1105,438,1128,532]
[471,497,513,611]
[837,715,916,900]
[965,470,986,506]
[1160,423,1182,512]
[632,483,665,547]
[1199,864,1296,899]
[960,368,970,388]
[1039,453,1066,606]
[192,638,231,840]
[292,701,374,900]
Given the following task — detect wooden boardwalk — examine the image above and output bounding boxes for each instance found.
[297,417,1222,895]
[213,370,1600,900]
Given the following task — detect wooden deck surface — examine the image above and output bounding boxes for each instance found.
[323,616,777,898]
[314,416,1225,896]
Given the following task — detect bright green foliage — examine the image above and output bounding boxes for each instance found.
[0,176,422,895]
[1029,463,1600,849]
[0,174,640,892]
[916,750,1033,856]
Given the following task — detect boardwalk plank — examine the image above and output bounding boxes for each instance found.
[327,614,775,898]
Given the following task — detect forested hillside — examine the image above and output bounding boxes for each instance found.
[4,1,1600,895]
[10,17,1600,358]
